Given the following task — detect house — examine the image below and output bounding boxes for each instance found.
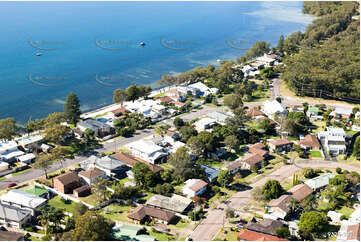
[163,130,181,145]
[24,186,48,198]
[166,89,187,102]
[79,167,107,184]
[188,82,218,96]
[331,107,353,120]
[77,118,115,138]
[81,155,128,176]
[154,96,173,104]
[242,153,264,170]
[73,185,91,198]
[0,140,24,163]
[289,105,304,113]
[237,229,287,241]
[304,173,335,191]
[225,159,243,174]
[288,184,313,201]
[246,219,285,236]
[110,107,129,118]
[16,153,36,165]
[194,117,217,132]
[268,139,293,153]
[298,134,320,150]
[40,143,53,153]
[327,211,343,223]
[263,100,287,117]
[337,221,360,241]
[127,205,176,224]
[182,179,208,198]
[112,152,164,173]
[256,54,276,67]
[112,224,155,241]
[0,203,31,229]
[0,190,47,215]
[265,194,293,220]
[0,230,24,241]
[248,143,269,158]
[145,194,192,214]
[16,135,43,151]
[127,140,168,164]
[318,127,347,156]
[246,107,266,119]
[306,106,319,117]
[241,65,259,77]
[53,171,82,194]
[199,165,220,183]
[206,111,231,125]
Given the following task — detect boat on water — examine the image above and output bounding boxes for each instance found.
[139,42,145,46]
[35,53,42,56]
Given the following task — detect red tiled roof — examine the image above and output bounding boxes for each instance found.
[243,153,264,166]
[127,205,176,223]
[111,107,129,116]
[288,184,313,201]
[269,139,293,147]
[79,167,105,179]
[238,229,288,241]
[247,108,265,117]
[249,143,265,150]
[268,195,293,213]
[174,101,185,106]
[347,223,360,241]
[249,148,269,157]
[155,96,173,103]
[189,180,208,192]
[112,152,164,172]
[53,172,81,186]
[299,134,320,149]
[226,160,243,171]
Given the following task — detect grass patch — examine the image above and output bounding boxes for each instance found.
[169,218,190,230]
[48,196,77,214]
[225,230,239,241]
[102,204,133,222]
[153,93,166,98]
[310,150,323,158]
[335,206,355,218]
[78,193,98,206]
[12,168,32,176]
[149,231,176,241]
[91,112,108,119]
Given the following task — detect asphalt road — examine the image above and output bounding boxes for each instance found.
[189,160,359,241]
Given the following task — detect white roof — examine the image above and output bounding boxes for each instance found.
[128,140,163,155]
[327,136,345,142]
[0,190,47,209]
[206,111,231,124]
[194,117,216,127]
[256,54,276,63]
[16,135,43,147]
[189,82,211,92]
[327,211,342,222]
[305,173,335,190]
[17,153,36,162]
[1,150,25,160]
[0,162,8,168]
[0,140,18,154]
[263,100,285,115]
[326,127,346,135]
[333,107,353,116]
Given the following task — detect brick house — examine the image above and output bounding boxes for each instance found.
[53,172,82,194]
[268,139,293,153]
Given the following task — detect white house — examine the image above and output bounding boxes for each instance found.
[263,100,287,117]
[16,153,36,165]
[16,135,44,151]
[0,203,32,229]
[188,82,219,96]
[194,117,217,132]
[80,155,127,177]
[318,127,347,156]
[304,173,335,191]
[206,111,231,126]
[255,54,276,67]
[0,190,47,215]
[127,140,168,164]
[182,179,208,198]
[0,141,23,163]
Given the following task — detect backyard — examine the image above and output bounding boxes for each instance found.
[48,195,78,214]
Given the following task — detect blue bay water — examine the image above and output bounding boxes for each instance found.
[0,1,313,124]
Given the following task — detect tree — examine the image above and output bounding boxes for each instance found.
[259,119,275,135]
[252,186,266,201]
[277,35,285,52]
[225,208,235,218]
[34,154,54,179]
[187,136,205,156]
[262,180,285,200]
[298,211,328,236]
[132,162,155,188]
[224,135,239,151]
[217,170,233,187]
[37,205,65,235]
[168,147,195,181]
[173,117,185,129]
[44,112,65,126]
[276,227,290,239]
[179,126,197,142]
[71,211,113,241]
[224,94,243,110]
[43,124,70,144]
[64,92,81,125]
[125,84,139,102]
[73,202,88,218]
[302,102,309,115]
[276,96,282,103]
[302,167,318,179]
[353,136,360,159]
[84,128,95,142]
[91,178,110,203]
[244,41,271,60]
[113,88,127,106]
[0,118,18,141]
[51,146,71,168]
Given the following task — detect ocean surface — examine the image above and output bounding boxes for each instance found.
[0,1,313,124]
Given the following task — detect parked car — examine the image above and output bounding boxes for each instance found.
[7,182,17,188]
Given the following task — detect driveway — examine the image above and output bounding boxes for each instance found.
[189,160,359,241]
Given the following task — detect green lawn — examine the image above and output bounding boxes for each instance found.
[78,193,98,206]
[310,150,323,158]
[346,130,359,136]
[335,206,355,218]
[169,218,190,230]
[102,204,133,222]
[225,231,239,241]
[149,230,176,241]
[12,167,32,176]
[152,93,166,98]
[48,196,77,214]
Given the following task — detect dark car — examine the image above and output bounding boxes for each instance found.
[7,182,17,188]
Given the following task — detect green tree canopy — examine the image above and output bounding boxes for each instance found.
[0,118,18,141]
[262,180,285,200]
[64,92,81,125]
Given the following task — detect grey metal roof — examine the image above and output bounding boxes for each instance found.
[0,203,31,222]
